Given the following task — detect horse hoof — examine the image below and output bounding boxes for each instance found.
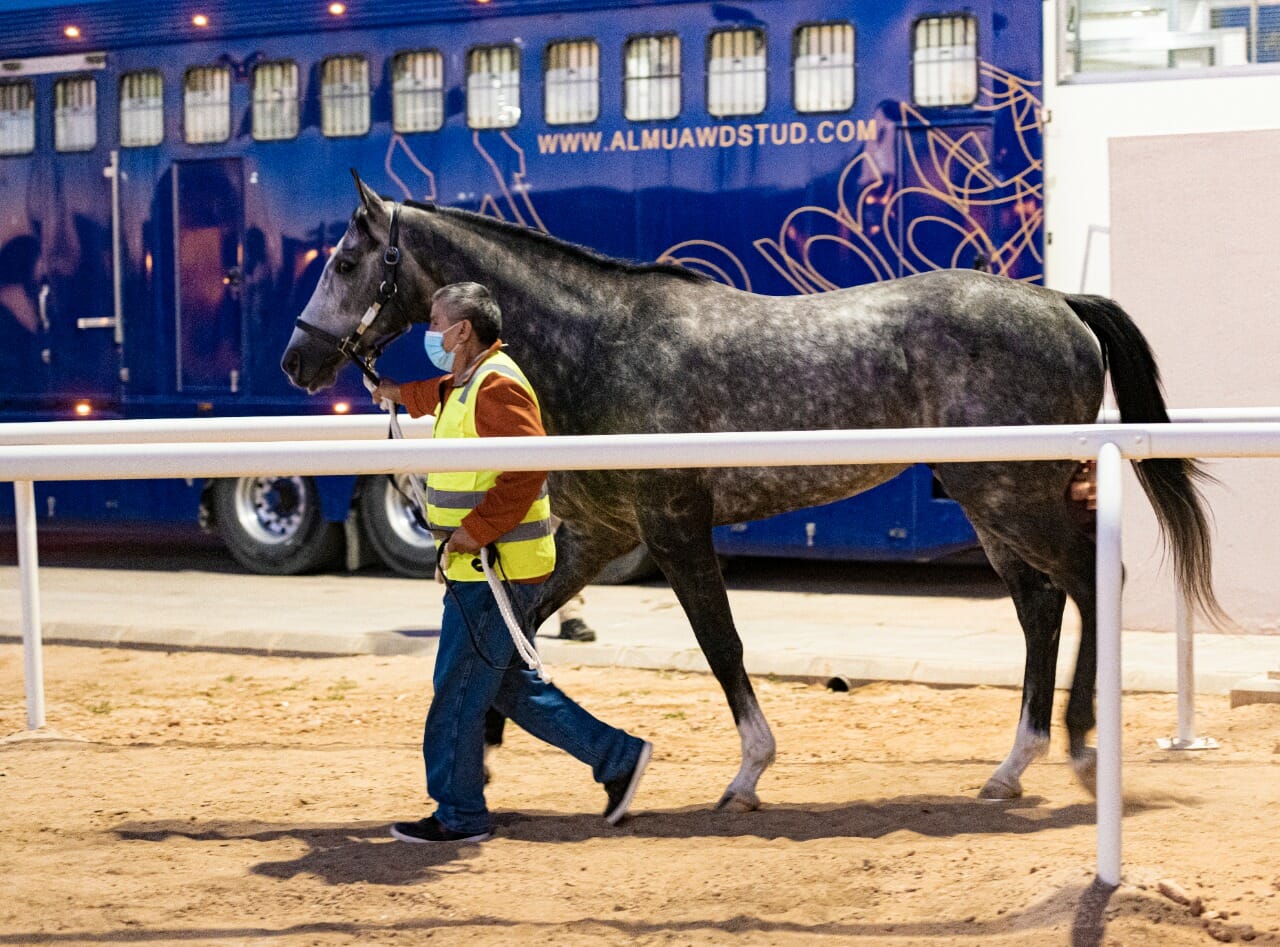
[977,775,1022,801]
[715,791,760,813]
[1072,747,1098,796]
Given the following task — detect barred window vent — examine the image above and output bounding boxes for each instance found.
[467,45,520,129]
[625,34,681,121]
[795,22,856,113]
[393,50,444,133]
[545,39,599,125]
[253,60,299,141]
[121,70,163,147]
[55,75,96,152]
[913,14,978,106]
[708,28,767,117]
[322,56,370,138]
[0,80,35,156]
[184,66,230,144]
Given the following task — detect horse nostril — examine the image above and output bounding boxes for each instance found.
[282,350,300,377]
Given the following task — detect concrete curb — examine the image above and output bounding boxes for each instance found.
[3,563,1276,698]
[6,621,1273,695]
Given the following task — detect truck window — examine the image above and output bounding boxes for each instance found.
[184,66,231,144]
[120,70,163,147]
[794,22,855,113]
[252,60,299,141]
[545,39,599,125]
[912,14,978,106]
[55,75,97,152]
[625,34,680,121]
[467,44,521,129]
[0,80,35,156]
[392,50,444,133]
[322,55,370,137]
[708,28,767,117]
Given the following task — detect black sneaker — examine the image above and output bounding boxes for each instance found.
[559,618,597,642]
[603,740,653,825]
[389,816,492,844]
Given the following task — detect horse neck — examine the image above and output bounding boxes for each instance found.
[403,208,624,432]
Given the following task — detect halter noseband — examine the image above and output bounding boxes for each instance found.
[294,202,409,386]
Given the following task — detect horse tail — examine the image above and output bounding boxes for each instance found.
[1063,293,1226,626]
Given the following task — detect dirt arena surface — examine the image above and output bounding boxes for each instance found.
[2,644,1278,946]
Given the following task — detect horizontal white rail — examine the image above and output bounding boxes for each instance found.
[0,413,433,446]
[1,422,1279,482]
[1165,408,1280,423]
[1,407,1274,449]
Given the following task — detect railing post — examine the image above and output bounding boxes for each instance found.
[14,481,45,730]
[1095,442,1124,887]
[1157,586,1219,751]
[1176,591,1195,743]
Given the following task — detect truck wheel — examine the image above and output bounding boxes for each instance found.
[210,476,343,575]
[357,474,437,578]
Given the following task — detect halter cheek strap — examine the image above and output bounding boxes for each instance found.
[294,202,407,386]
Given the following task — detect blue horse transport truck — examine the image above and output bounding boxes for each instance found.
[0,0,1048,575]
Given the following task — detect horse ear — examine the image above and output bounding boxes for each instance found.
[350,168,384,218]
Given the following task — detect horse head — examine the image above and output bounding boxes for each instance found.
[281,172,440,392]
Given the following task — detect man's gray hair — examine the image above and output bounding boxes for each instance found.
[432,282,502,345]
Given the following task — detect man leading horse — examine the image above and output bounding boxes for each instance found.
[372,281,651,843]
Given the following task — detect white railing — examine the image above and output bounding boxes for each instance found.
[4,411,1280,886]
[0,412,434,446]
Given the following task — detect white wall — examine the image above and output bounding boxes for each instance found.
[1042,1,1280,296]
[1108,129,1280,634]
[1042,2,1280,632]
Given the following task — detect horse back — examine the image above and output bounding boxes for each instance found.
[614,269,1105,436]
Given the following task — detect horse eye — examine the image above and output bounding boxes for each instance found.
[335,259,355,275]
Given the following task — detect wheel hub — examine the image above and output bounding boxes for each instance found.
[383,475,434,549]
[234,476,307,544]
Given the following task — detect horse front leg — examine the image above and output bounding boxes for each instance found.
[637,483,775,812]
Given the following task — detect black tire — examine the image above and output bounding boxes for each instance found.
[210,476,343,575]
[593,544,662,585]
[357,474,437,578]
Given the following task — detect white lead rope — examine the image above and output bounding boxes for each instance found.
[480,546,551,683]
[369,374,549,682]
[366,375,428,515]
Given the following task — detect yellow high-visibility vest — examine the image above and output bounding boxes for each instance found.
[426,351,555,582]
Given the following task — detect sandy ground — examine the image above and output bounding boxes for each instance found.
[2,644,1279,946]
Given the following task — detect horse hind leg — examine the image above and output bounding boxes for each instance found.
[937,461,1095,798]
[1057,559,1099,794]
[636,480,775,812]
[973,529,1066,801]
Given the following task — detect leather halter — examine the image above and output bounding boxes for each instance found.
[293,202,409,386]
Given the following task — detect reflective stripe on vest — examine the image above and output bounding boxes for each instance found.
[427,482,548,510]
[426,351,556,582]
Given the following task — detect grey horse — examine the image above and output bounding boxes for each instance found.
[282,176,1220,810]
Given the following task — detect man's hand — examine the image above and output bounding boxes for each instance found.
[437,526,482,582]
[445,525,482,556]
[371,379,402,405]
[1068,460,1097,511]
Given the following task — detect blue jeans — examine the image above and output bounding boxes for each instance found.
[424,579,643,835]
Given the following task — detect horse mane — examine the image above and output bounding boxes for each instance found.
[404,200,708,284]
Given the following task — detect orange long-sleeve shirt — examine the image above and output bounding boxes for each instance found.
[399,341,549,551]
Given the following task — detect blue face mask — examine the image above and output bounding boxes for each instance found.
[423,321,463,371]
[422,331,453,371]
